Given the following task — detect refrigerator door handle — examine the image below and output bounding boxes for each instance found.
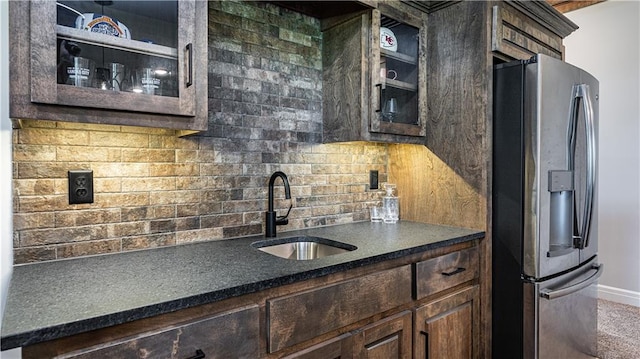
[539,263,603,300]
[581,84,597,249]
[568,84,597,249]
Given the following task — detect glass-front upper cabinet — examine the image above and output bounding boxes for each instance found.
[321,4,426,144]
[10,0,207,132]
[370,8,426,137]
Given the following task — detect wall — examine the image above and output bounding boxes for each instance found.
[564,0,640,305]
[388,1,491,232]
[2,0,21,356]
[10,1,387,264]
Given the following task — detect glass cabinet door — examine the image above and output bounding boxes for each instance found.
[30,0,199,117]
[371,9,426,137]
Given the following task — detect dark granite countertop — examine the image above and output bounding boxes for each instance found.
[1,221,484,350]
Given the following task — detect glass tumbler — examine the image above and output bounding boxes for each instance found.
[370,206,383,222]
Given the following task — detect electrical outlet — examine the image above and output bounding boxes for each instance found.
[370,170,379,190]
[68,170,94,204]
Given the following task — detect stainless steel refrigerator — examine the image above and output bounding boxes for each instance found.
[492,54,603,358]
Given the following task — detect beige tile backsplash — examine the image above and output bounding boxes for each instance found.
[11,2,393,263]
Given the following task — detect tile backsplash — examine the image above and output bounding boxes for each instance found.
[11,1,388,264]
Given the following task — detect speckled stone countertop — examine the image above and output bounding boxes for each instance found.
[1,221,484,350]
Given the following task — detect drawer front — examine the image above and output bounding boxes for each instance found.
[492,4,564,60]
[59,305,260,359]
[267,265,413,353]
[414,247,479,300]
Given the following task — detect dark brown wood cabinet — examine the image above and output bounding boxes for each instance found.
[271,245,480,359]
[9,0,208,132]
[22,241,481,359]
[267,265,413,353]
[412,248,480,359]
[284,311,413,359]
[282,310,413,359]
[322,2,427,144]
[414,286,480,359]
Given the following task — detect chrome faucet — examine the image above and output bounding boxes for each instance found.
[265,171,292,237]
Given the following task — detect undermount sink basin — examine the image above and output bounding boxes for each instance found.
[252,236,357,260]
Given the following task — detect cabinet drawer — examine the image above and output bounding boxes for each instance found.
[267,265,413,353]
[491,4,564,60]
[53,305,260,359]
[413,247,478,300]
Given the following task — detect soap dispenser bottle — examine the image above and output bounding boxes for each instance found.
[382,183,399,224]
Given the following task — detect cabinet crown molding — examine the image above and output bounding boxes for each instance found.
[506,0,579,38]
[403,0,578,38]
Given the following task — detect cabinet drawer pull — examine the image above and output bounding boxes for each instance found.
[442,267,466,276]
[185,349,205,359]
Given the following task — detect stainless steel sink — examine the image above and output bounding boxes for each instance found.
[252,236,357,260]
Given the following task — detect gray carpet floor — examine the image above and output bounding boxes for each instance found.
[598,299,640,359]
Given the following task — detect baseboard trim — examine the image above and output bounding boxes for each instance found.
[598,284,640,307]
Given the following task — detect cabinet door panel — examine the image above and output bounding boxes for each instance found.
[356,311,412,359]
[427,303,472,358]
[370,8,427,137]
[322,13,367,143]
[414,286,480,359]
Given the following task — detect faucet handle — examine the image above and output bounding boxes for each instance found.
[277,204,292,222]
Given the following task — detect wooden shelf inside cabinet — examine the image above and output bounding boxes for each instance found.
[381,48,417,65]
[378,121,422,137]
[56,26,178,59]
[385,78,417,91]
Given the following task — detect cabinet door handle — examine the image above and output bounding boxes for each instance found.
[185,349,205,359]
[441,267,466,276]
[186,43,193,88]
[421,330,429,359]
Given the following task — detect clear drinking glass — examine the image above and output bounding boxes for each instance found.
[66,57,94,87]
[370,206,383,222]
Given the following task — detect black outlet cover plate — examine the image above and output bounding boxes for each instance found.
[68,170,94,204]
[370,170,379,190]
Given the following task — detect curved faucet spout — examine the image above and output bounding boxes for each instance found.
[266,171,291,237]
[268,171,291,212]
